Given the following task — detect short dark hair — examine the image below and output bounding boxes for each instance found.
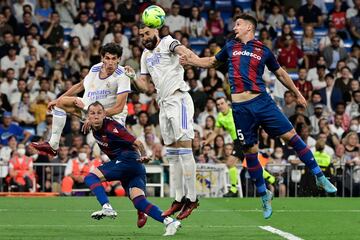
[138,22,147,29]
[100,43,123,57]
[88,101,105,111]
[235,14,257,31]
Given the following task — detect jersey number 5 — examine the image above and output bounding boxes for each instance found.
[237,129,245,141]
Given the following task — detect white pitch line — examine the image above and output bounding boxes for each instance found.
[259,226,304,240]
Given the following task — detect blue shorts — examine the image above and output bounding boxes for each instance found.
[98,159,146,195]
[232,93,293,148]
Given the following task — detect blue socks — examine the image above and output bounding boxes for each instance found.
[132,195,165,223]
[289,134,323,177]
[84,173,109,206]
[245,153,266,196]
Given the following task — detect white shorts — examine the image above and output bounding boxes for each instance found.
[77,97,126,125]
[159,91,194,145]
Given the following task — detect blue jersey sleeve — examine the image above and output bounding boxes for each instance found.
[265,49,280,73]
[215,44,229,63]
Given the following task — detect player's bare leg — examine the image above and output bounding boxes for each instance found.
[281,129,337,193]
[30,97,83,156]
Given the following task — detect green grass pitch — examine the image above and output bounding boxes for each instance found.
[0,197,360,239]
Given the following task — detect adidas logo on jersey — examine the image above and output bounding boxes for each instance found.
[233,50,262,60]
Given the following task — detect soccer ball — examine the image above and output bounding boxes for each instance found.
[142,5,166,29]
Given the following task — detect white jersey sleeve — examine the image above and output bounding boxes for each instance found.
[140,50,150,75]
[161,35,181,53]
[116,66,131,94]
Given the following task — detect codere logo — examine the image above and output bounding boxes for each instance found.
[233,50,262,60]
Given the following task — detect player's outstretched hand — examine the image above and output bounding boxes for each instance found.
[82,119,91,134]
[47,100,57,111]
[124,66,136,80]
[296,94,307,108]
[179,54,188,66]
[74,98,85,110]
[139,156,151,163]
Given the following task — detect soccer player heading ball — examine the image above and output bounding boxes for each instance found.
[180,14,337,219]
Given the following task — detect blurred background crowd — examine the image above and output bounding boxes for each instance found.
[0,0,358,197]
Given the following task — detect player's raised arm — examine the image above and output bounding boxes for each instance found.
[105,92,129,117]
[274,67,307,107]
[125,66,152,93]
[176,45,217,69]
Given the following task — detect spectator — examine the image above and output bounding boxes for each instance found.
[64,36,88,74]
[0,31,19,59]
[117,0,138,28]
[8,143,34,192]
[329,0,350,40]
[258,28,273,50]
[319,26,345,52]
[165,1,186,33]
[347,44,360,75]
[197,98,217,127]
[17,11,39,38]
[267,146,287,197]
[29,89,51,125]
[3,7,18,34]
[0,47,25,79]
[202,67,222,96]
[12,92,35,128]
[227,7,243,34]
[0,68,18,101]
[202,115,216,140]
[319,74,343,112]
[0,13,13,45]
[330,113,346,139]
[349,8,360,40]
[309,104,325,136]
[323,35,348,71]
[222,143,239,198]
[185,6,208,38]
[333,102,351,131]
[132,111,150,137]
[306,91,331,117]
[313,139,333,182]
[207,10,224,37]
[42,11,64,46]
[13,0,35,23]
[285,6,300,29]
[301,25,319,69]
[258,128,275,156]
[277,34,307,71]
[9,78,27,106]
[213,134,225,160]
[71,12,95,49]
[282,91,297,118]
[0,111,31,145]
[198,144,216,164]
[188,78,208,113]
[294,67,313,100]
[55,0,76,28]
[0,135,18,164]
[36,112,52,140]
[335,66,353,101]
[297,0,323,28]
[50,145,69,192]
[343,131,360,162]
[102,21,129,49]
[298,123,316,148]
[35,0,53,25]
[345,90,360,118]
[267,4,284,31]
[275,23,297,49]
[61,146,90,195]
[312,132,335,156]
[310,64,327,90]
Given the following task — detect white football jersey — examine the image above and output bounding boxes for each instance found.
[140,35,189,99]
[82,63,130,118]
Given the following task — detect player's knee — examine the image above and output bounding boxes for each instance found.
[281,129,297,142]
[129,187,145,200]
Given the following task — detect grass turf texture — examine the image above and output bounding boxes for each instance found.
[0,197,359,240]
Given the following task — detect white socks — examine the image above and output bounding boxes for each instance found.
[166,147,184,202]
[179,148,197,202]
[48,107,66,150]
[102,203,113,209]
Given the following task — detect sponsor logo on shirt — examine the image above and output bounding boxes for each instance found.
[146,53,161,67]
[87,89,112,101]
[95,139,109,147]
[233,50,262,60]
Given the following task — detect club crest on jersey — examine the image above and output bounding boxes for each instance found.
[113,128,119,133]
[233,50,262,60]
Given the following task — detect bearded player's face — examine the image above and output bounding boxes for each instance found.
[139,27,158,50]
[102,53,120,74]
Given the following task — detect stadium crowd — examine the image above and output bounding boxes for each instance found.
[0,0,358,197]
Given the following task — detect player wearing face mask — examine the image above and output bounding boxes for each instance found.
[61,147,91,195]
[8,144,35,192]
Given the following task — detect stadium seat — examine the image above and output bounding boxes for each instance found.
[215,0,232,12]
[344,39,354,52]
[234,0,252,11]
[203,0,212,11]
[324,0,334,12]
